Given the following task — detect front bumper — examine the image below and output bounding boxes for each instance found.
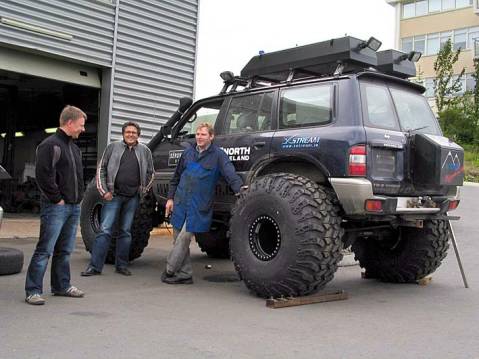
[330,178,460,216]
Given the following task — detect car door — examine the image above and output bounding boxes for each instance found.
[152,97,228,202]
[212,90,276,210]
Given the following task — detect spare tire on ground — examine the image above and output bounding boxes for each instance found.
[230,173,344,298]
[195,222,230,259]
[80,181,156,264]
[0,247,24,275]
[352,220,450,282]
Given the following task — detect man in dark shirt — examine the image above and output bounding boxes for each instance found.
[25,105,86,305]
[81,121,154,277]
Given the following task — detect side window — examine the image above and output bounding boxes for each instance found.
[223,92,274,135]
[279,84,333,129]
[361,83,399,131]
[182,99,224,136]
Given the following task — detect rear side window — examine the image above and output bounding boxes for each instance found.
[279,84,333,129]
[361,83,399,130]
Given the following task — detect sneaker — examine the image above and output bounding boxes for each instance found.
[53,286,85,298]
[81,267,101,277]
[25,293,46,305]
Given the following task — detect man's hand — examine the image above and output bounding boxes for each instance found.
[165,199,174,217]
[103,192,113,201]
[235,185,249,198]
[56,199,65,205]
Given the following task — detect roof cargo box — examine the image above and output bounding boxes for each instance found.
[377,50,417,79]
[240,36,379,82]
[412,134,464,186]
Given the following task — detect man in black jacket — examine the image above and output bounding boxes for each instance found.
[25,105,87,305]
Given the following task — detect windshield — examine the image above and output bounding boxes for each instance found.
[389,88,441,135]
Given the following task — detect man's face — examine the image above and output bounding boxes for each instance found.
[66,117,85,139]
[123,125,139,146]
[195,126,214,149]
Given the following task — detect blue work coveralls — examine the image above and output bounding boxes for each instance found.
[168,143,242,232]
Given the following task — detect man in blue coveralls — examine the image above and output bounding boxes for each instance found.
[162,122,243,284]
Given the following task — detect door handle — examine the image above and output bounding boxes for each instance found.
[253,141,266,149]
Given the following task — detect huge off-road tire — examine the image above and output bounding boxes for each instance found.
[352,220,450,282]
[0,247,24,275]
[80,181,155,264]
[195,223,230,259]
[230,173,344,298]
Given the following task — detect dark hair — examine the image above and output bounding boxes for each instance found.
[59,105,87,126]
[122,121,141,136]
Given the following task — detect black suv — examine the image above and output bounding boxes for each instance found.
[81,36,464,298]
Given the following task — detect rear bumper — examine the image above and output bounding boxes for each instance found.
[330,178,460,216]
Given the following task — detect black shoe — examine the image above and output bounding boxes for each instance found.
[161,270,174,281]
[115,267,132,276]
[162,276,193,285]
[81,267,101,277]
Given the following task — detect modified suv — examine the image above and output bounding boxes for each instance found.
[81,36,464,298]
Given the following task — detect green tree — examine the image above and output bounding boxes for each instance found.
[433,39,465,112]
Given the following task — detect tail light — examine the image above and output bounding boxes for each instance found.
[448,200,460,211]
[349,145,367,176]
[365,199,384,212]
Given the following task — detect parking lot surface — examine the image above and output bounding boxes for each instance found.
[1,185,479,359]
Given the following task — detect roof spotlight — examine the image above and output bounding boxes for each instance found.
[220,71,235,83]
[397,51,422,63]
[357,36,382,51]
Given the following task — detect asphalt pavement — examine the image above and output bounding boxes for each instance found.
[1,184,478,359]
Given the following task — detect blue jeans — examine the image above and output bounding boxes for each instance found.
[25,201,80,296]
[89,194,139,272]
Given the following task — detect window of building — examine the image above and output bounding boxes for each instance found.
[456,0,472,7]
[468,27,479,48]
[414,35,426,53]
[403,1,416,17]
[429,0,442,11]
[402,37,414,53]
[279,84,333,129]
[402,0,472,18]
[425,78,435,97]
[442,0,456,10]
[416,0,429,15]
[454,29,467,50]
[466,74,476,91]
[427,33,440,55]
[440,31,453,49]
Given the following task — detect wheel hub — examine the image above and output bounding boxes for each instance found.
[248,215,281,261]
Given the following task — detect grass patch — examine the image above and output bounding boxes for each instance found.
[462,144,479,182]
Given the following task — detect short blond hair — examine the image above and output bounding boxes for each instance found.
[196,122,214,136]
[59,105,87,126]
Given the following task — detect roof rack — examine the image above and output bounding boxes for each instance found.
[218,36,420,94]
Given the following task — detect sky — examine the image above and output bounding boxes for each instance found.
[194,0,396,100]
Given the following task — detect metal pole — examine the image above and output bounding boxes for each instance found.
[448,220,469,288]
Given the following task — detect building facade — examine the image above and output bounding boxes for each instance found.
[0,0,198,212]
[386,0,478,103]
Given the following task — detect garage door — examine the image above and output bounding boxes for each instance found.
[0,46,101,88]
